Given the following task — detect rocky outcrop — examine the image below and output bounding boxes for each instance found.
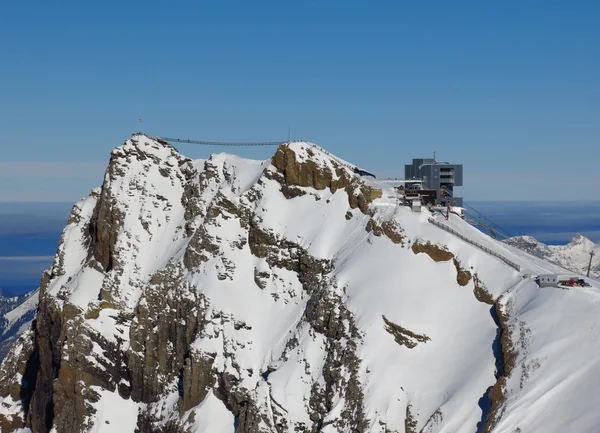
[0,328,35,431]
[405,404,418,433]
[128,269,207,404]
[482,298,517,433]
[27,287,64,432]
[412,241,474,286]
[270,143,382,214]
[346,183,382,214]
[305,289,368,433]
[271,144,351,193]
[366,219,405,245]
[473,274,495,305]
[453,259,472,286]
[382,315,430,349]
[411,241,454,262]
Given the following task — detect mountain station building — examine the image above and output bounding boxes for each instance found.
[404,158,463,207]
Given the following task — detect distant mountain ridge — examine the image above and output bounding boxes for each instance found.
[0,287,39,360]
[504,234,599,278]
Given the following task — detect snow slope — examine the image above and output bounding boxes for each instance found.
[0,288,38,361]
[505,234,599,278]
[1,134,600,433]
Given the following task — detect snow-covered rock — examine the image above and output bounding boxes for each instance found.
[1,133,599,433]
[505,234,599,278]
[0,288,38,361]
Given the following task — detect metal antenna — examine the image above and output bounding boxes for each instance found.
[288,125,291,142]
[588,251,595,277]
[433,151,436,162]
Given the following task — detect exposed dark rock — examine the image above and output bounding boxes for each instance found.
[411,241,454,262]
[346,183,382,214]
[246,217,368,432]
[306,290,368,433]
[135,412,186,433]
[366,219,405,245]
[180,351,216,412]
[89,166,125,272]
[27,292,64,432]
[253,268,270,290]
[128,269,206,404]
[453,258,472,286]
[405,404,418,433]
[382,315,430,349]
[412,241,475,287]
[0,328,35,431]
[482,298,517,433]
[270,144,381,214]
[473,274,495,305]
[183,226,220,269]
[271,144,350,192]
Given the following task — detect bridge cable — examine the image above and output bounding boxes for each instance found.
[462,201,515,239]
[157,136,283,147]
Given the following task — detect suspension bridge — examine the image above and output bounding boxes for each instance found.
[151,134,517,238]
[152,135,376,177]
[155,136,290,147]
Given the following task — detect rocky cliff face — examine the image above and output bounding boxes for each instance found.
[2,135,600,433]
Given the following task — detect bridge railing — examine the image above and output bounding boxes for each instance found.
[427,218,521,272]
[154,135,362,173]
[156,136,282,147]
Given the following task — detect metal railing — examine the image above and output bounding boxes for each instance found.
[153,135,369,176]
[427,218,521,271]
[156,136,283,147]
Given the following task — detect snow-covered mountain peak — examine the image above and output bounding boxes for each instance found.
[279,140,354,171]
[115,133,183,161]
[567,233,594,249]
[2,134,600,433]
[105,134,192,187]
[515,235,538,244]
[505,234,599,278]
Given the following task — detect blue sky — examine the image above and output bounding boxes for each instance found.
[1,1,598,201]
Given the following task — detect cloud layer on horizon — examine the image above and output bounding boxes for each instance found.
[469,201,600,244]
[0,162,106,180]
[0,201,598,290]
[0,162,105,201]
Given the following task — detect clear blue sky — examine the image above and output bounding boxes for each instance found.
[1,0,598,201]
